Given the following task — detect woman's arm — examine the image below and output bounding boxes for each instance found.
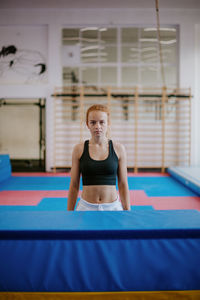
[67,144,81,211]
[117,143,131,211]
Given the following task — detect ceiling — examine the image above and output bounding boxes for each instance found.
[0,0,200,10]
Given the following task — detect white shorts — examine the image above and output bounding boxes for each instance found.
[76,196,123,211]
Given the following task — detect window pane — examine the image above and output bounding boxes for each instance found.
[122,67,138,85]
[81,28,98,46]
[122,28,138,44]
[101,28,117,44]
[62,28,79,45]
[162,44,177,64]
[101,67,117,85]
[141,66,158,86]
[80,45,108,63]
[140,43,158,64]
[104,46,117,62]
[141,28,157,39]
[81,67,98,85]
[81,49,99,63]
[165,66,177,88]
[140,27,177,64]
[160,27,177,44]
[63,67,79,85]
[122,45,139,63]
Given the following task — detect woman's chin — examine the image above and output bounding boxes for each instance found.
[94,132,102,136]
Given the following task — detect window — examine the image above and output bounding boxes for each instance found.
[62,26,178,88]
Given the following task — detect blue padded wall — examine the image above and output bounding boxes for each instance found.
[168,167,200,196]
[0,155,11,183]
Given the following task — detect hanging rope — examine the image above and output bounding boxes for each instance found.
[155,0,166,88]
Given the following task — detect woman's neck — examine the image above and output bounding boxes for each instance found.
[90,137,108,145]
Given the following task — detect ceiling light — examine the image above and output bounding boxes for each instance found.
[147,66,158,71]
[140,38,176,45]
[82,57,107,62]
[81,52,107,57]
[162,49,172,53]
[130,47,139,51]
[63,37,80,41]
[82,38,106,44]
[81,45,105,52]
[129,54,139,58]
[63,37,101,43]
[80,27,98,32]
[130,47,157,52]
[142,53,158,59]
[141,47,157,52]
[140,38,158,42]
[128,59,138,62]
[144,27,176,32]
[160,39,177,45]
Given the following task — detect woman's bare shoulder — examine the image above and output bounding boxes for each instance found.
[112,140,126,158]
[73,142,85,159]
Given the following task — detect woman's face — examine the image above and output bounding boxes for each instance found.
[87,110,108,138]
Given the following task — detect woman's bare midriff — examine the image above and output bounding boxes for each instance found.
[81,185,118,204]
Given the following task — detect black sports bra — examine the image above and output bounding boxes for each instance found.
[80,140,118,186]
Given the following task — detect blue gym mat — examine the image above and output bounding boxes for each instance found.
[0,176,198,197]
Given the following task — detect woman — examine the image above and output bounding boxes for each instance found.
[67,104,130,211]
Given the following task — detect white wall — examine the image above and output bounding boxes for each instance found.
[0,7,199,170]
[195,24,200,166]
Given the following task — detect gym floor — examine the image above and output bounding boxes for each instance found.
[0,171,200,212]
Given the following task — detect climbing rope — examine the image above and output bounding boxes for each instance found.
[155,0,166,88]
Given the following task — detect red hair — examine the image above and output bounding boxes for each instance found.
[86,104,110,125]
